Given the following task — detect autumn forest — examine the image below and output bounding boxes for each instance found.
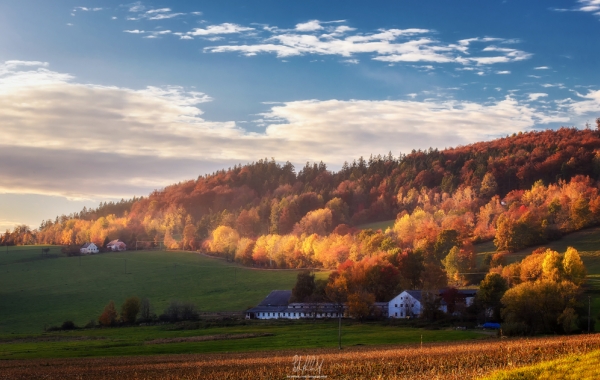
[4,128,600,288]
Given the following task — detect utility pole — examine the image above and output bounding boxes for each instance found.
[589,296,592,333]
[338,306,342,350]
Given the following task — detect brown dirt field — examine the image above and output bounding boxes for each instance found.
[1,334,600,379]
[145,332,274,344]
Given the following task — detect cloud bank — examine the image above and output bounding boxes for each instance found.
[1,61,591,200]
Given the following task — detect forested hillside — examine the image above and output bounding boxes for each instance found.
[4,128,600,278]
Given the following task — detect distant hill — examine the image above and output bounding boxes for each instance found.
[4,127,600,272]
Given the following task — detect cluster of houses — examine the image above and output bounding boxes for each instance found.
[246,288,476,320]
[79,239,127,254]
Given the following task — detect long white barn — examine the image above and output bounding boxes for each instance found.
[246,290,388,320]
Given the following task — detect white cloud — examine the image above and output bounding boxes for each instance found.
[73,7,103,12]
[0,61,580,200]
[577,0,600,13]
[528,93,548,101]
[187,23,254,36]
[568,89,600,114]
[147,12,185,20]
[553,1,600,16]
[295,20,323,31]
[128,2,145,13]
[496,70,511,74]
[146,8,171,14]
[126,4,185,21]
[205,22,531,66]
[343,59,359,64]
[534,66,549,70]
[124,29,145,34]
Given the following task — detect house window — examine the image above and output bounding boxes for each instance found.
[395,312,397,317]
[401,312,403,317]
[395,304,398,307]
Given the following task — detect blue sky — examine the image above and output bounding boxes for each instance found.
[1,0,600,230]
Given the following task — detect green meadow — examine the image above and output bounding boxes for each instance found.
[0,321,484,360]
[356,219,395,231]
[0,247,327,334]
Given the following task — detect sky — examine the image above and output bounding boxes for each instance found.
[1,0,600,231]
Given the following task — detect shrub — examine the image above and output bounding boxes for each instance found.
[501,322,529,336]
[161,300,200,322]
[99,301,118,327]
[120,296,141,324]
[61,320,77,330]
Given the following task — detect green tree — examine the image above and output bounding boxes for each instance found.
[139,298,153,322]
[291,270,316,302]
[120,296,141,324]
[501,279,579,334]
[434,230,459,262]
[442,246,470,286]
[476,273,508,321]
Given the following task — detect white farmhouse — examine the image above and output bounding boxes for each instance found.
[80,242,99,254]
[388,290,423,318]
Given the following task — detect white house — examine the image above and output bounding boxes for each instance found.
[388,290,423,318]
[107,239,127,251]
[80,242,99,254]
[389,289,477,318]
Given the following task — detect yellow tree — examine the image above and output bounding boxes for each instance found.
[563,247,586,285]
[541,249,562,282]
[209,225,239,260]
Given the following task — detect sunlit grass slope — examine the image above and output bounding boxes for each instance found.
[483,349,600,380]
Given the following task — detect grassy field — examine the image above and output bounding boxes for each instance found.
[2,334,600,379]
[0,320,484,360]
[0,247,328,334]
[484,349,600,380]
[357,219,395,231]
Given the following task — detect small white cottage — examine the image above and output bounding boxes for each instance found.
[107,239,127,251]
[80,242,99,254]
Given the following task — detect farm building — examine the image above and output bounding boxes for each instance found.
[80,242,99,254]
[388,290,424,318]
[246,290,388,320]
[388,288,477,318]
[106,239,127,251]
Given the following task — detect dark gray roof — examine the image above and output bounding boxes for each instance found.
[258,290,292,307]
[81,243,91,248]
[405,290,422,301]
[246,305,288,313]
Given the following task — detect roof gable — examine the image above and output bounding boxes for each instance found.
[258,290,291,306]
